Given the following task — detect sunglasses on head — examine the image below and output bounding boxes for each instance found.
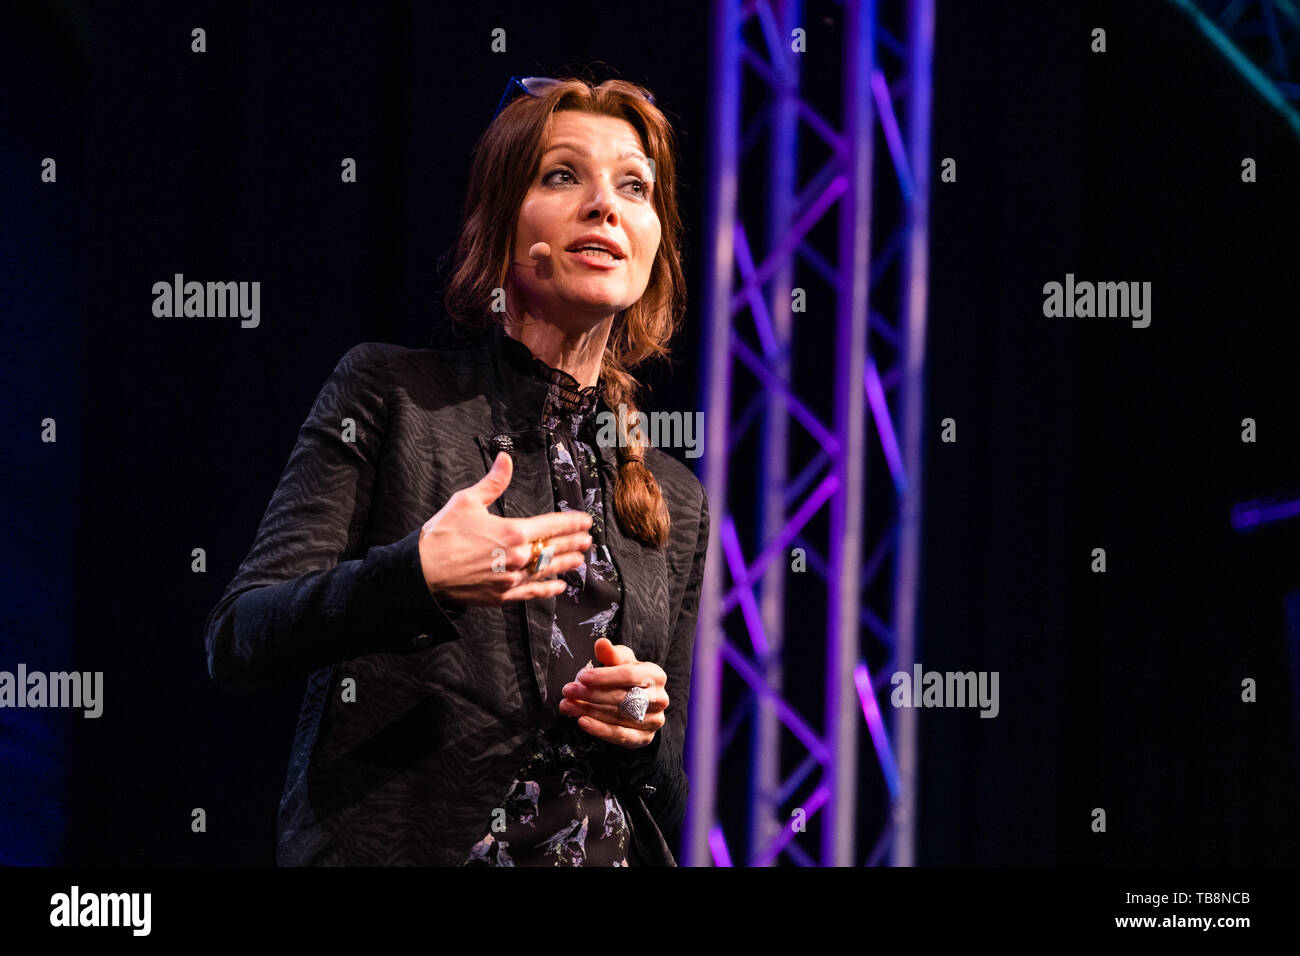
[491,75,656,122]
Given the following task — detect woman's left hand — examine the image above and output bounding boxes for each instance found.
[559,637,667,749]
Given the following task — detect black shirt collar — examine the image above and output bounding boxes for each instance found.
[487,321,605,428]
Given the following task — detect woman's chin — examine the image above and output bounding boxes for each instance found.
[555,290,633,316]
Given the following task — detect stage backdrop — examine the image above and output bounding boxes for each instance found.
[1,0,1296,866]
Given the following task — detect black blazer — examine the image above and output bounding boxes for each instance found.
[203,323,710,866]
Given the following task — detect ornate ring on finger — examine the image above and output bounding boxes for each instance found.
[618,685,650,723]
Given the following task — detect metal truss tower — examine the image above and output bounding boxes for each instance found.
[1169,0,1300,142]
[687,0,934,867]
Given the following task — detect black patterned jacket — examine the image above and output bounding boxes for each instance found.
[202,323,709,866]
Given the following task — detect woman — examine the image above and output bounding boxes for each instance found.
[203,75,709,867]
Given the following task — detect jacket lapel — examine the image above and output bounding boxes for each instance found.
[475,425,556,704]
[591,439,672,667]
[471,324,674,709]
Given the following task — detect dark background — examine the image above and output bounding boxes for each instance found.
[2,0,1297,866]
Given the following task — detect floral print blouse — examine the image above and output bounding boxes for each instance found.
[462,334,639,867]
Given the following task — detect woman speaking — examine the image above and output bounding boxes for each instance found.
[203,74,709,867]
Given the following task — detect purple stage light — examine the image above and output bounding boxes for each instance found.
[1231,492,1300,531]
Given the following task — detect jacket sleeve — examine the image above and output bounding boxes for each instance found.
[611,484,710,850]
[203,342,465,693]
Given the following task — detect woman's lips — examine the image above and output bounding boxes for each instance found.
[566,249,622,269]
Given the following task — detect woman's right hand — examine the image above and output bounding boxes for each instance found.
[418,451,593,605]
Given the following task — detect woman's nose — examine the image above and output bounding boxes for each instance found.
[582,183,618,222]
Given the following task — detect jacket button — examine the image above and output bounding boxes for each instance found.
[491,434,514,451]
[410,632,432,649]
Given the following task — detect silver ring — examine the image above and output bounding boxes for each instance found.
[618,685,650,723]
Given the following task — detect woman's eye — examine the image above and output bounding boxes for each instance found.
[542,168,649,198]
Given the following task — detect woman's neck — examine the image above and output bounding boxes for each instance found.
[504,314,612,390]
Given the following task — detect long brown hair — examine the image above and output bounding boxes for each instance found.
[443,76,687,549]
